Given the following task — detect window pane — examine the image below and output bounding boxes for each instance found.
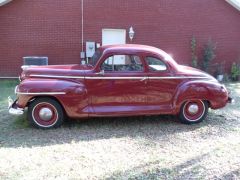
[146,57,167,71]
[101,55,143,72]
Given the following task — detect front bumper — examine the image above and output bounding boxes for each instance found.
[8,97,24,115]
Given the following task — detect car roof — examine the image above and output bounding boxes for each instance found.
[99,44,168,57]
[98,44,178,67]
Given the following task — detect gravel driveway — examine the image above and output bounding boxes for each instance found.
[0,81,239,179]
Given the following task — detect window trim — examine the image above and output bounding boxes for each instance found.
[100,54,144,73]
[145,56,169,73]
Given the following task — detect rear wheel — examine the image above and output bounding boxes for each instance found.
[28,98,64,129]
[179,100,208,124]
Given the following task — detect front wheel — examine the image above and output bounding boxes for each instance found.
[28,98,64,129]
[179,100,208,124]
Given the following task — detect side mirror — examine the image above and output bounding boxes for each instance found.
[96,69,105,76]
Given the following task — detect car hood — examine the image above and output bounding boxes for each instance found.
[21,64,93,79]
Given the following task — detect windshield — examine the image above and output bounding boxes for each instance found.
[89,50,102,66]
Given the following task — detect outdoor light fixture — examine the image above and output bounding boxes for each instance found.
[129,27,135,41]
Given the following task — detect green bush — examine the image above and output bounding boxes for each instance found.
[202,39,216,72]
[231,62,240,81]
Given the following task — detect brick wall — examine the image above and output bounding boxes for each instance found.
[0,0,240,76]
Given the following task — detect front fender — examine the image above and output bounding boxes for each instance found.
[16,78,88,117]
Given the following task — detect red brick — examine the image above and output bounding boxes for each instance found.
[0,0,239,76]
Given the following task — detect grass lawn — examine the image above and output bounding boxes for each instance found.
[0,80,239,179]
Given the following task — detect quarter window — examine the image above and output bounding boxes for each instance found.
[101,55,143,72]
[146,57,167,71]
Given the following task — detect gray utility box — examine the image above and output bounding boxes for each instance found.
[23,56,48,66]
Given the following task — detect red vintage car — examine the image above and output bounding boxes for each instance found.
[9,44,232,129]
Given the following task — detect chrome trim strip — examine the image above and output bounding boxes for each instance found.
[148,76,207,80]
[85,77,144,80]
[16,92,66,95]
[30,75,85,79]
[86,76,207,80]
[30,74,208,80]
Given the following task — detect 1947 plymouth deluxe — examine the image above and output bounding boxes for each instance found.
[9,44,232,129]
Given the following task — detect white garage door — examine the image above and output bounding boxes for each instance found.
[102,29,126,64]
[102,29,126,46]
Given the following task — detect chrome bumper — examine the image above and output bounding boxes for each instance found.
[8,97,24,115]
[228,97,235,104]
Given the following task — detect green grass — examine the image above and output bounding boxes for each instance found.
[0,79,29,128]
[0,79,19,103]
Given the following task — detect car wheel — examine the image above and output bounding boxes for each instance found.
[179,100,208,124]
[28,98,64,129]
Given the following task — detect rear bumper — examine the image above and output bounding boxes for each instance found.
[228,97,234,104]
[8,97,24,115]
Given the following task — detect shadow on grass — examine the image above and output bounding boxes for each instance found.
[0,82,239,149]
[0,110,233,149]
[106,152,210,179]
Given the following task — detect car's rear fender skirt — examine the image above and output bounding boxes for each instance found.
[16,78,89,117]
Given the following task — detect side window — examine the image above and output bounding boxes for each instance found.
[101,55,143,72]
[146,57,167,72]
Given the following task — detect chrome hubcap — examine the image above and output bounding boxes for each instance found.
[188,104,199,114]
[39,108,53,121]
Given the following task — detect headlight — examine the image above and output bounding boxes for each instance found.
[220,85,227,93]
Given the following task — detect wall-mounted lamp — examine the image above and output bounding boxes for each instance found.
[129,27,135,41]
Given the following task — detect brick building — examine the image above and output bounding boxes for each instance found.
[0,0,240,77]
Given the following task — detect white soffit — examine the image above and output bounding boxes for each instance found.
[0,0,12,6]
[226,0,240,11]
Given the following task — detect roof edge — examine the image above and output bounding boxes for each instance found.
[226,0,240,11]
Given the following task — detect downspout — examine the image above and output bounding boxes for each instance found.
[80,0,86,63]
[81,0,84,52]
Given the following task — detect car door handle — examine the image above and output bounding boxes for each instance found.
[95,70,105,76]
[140,77,148,81]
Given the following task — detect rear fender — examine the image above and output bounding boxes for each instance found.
[173,80,211,114]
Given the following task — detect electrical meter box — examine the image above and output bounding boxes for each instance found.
[86,42,95,58]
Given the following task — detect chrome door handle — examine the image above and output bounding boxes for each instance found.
[95,70,105,76]
[140,77,148,81]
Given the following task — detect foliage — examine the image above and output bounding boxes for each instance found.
[202,39,216,72]
[231,62,240,81]
[223,73,230,82]
[191,36,198,68]
[215,63,224,75]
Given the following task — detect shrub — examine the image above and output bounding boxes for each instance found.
[231,62,240,81]
[202,39,216,72]
[191,36,198,68]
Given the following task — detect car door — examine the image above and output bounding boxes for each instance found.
[145,55,182,114]
[86,54,148,116]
